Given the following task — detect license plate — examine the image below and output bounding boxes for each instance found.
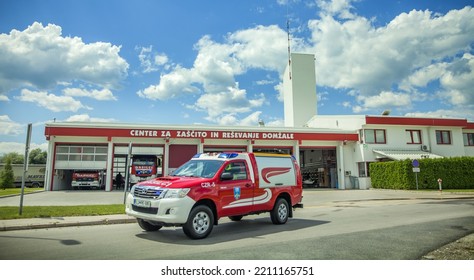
[133,198,151,208]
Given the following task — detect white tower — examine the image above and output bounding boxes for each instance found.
[283,53,317,127]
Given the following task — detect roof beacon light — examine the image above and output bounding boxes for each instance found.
[218,152,239,159]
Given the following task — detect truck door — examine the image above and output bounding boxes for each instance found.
[217,161,254,217]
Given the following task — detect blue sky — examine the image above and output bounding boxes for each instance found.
[1,0,473,155]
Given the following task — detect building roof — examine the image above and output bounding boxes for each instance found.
[373,149,444,161]
[44,121,359,142]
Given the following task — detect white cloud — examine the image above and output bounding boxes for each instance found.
[137,25,292,124]
[65,114,116,122]
[135,2,473,123]
[401,53,474,109]
[405,109,474,121]
[0,115,23,136]
[137,45,170,73]
[17,89,90,112]
[308,3,474,114]
[212,111,263,126]
[192,84,265,123]
[238,111,264,126]
[228,25,292,72]
[353,91,412,113]
[316,0,357,19]
[0,22,128,94]
[155,53,169,66]
[264,118,285,127]
[63,87,117,101]
[439,53,474,107]
[400,63,447,91]
[137,66,200,100]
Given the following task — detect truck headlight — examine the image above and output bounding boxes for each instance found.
[163,188,190,199]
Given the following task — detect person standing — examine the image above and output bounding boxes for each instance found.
[115,172,124,190]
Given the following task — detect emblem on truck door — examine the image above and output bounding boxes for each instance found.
[233,187,241,200]
[261,167,291,183]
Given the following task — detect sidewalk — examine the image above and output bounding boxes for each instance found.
[0,190,131,231]
[0,214,137,231]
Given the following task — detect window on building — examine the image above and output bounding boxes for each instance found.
[55,145,108,162]
[406,130,422,144]
[364,129,386,144]
[436,130,452,144]
[358,162,372,177]
[464,133,474,146]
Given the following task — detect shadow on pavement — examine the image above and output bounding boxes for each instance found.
[134,218,329,245]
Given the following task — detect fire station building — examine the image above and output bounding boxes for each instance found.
[42,54,474,191]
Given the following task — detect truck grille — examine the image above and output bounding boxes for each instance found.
[133,186,163,199]
[132,205,158,215]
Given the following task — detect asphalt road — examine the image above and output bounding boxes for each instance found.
[0,190,473,260]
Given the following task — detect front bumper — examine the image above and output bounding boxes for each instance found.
[125,193,195,225]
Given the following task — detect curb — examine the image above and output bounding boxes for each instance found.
[0,190,46,199]
[0,217,137,232]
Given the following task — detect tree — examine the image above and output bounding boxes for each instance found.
[0,152,24,164]
[1,158,15,189]
[29,148,47,164]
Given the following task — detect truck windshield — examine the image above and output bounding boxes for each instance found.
[171,160,224,178]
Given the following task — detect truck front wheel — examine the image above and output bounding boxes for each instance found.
[137,218,162,231]
[270,198,289,225]
[183,205,214,239]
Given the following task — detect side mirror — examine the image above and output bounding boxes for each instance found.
[221,172,233,181]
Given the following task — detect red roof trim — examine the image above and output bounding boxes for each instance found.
[44,126,358,142]
[465,122,474,130]
[365,116,468,127]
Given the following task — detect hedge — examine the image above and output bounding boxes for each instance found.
[370,157,474,190]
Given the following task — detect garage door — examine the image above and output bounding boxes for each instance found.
[55,145,108,170]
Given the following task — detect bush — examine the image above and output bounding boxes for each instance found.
[370,157,474,190]
[0,158,15,189]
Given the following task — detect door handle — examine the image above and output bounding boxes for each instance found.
[245,183,252,187]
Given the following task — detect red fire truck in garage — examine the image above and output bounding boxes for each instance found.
[71,170,100,190]
[129,155,160,185]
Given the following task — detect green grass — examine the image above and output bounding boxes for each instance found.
[0,187,44,197]
[0,188,125,220]
[413,189,474,193]
[0,204,125,220]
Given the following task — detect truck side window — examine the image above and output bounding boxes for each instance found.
[223,162,248,180]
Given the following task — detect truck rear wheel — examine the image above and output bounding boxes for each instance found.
[270,198,289,225]
[137,218,162,231]
[183,205,214,239]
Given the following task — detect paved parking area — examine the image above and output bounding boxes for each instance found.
[1,188,472,207]
[0,190,126,206]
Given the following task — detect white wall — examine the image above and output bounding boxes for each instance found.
[428,127,466,157]
[464,129,474,157]
[307,115,366,131]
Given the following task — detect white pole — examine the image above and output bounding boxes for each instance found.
[123,142,132,204]
[19,123,32,215]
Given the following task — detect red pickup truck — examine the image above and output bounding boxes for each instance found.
[125,152,303,239]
